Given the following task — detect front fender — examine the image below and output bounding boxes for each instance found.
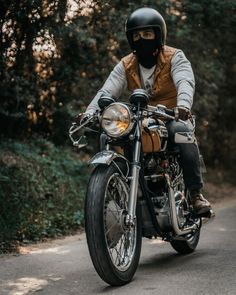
[89,150,129,166]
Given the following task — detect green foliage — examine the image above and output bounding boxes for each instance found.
[0,138,89,253]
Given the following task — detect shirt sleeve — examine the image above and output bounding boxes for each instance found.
[171,50,195,110]
[85,61,127,114]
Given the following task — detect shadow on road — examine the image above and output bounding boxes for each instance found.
[138,251,209,271]
[97,250,211,293]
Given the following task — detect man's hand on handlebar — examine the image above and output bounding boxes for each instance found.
[174,106,191,121]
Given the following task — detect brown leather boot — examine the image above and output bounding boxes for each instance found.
[191,193,212,215]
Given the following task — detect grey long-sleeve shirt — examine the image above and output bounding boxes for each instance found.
[85,49,195,114]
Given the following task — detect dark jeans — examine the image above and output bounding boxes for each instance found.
[165,120,203,191]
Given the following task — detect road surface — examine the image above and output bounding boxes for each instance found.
[1,200,236,295]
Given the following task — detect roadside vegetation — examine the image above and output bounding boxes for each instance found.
[0,139,89,253]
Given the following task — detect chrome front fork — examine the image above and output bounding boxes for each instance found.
[126,123,141,226]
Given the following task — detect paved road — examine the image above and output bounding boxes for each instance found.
[1,201,236,295]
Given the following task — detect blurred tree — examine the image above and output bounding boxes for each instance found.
[0,0,235,172]
[170,0,236,171]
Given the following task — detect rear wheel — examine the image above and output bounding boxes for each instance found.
[85,163,142,286]
[171,181,201,254]
[170,229,200,254]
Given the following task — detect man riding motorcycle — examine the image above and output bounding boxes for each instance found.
[82,7,212,215]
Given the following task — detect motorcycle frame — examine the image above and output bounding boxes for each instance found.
[69,103,214,245]
[89,106,201,239]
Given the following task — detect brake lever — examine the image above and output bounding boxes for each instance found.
[69,112,98,145]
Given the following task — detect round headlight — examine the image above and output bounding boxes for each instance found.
[101,103,133,138]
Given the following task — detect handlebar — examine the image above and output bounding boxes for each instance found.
[146,104,187,125]
[165,108,175,117]
[69,104,188,146]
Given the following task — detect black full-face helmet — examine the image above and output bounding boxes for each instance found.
[125,7,167,50]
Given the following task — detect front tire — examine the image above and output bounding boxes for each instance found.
[85,163,142,286]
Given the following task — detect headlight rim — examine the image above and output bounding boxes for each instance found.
[101,102,134,138]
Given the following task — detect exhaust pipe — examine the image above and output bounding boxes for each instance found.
[169,187,215,235]
[166,174,215,237]
[169,187,201,236]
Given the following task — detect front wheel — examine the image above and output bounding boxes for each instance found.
[85,163,142,286]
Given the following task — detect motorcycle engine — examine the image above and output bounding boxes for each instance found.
[144,155,187,232]
[144,156,172,231]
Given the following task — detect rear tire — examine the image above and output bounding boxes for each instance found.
[170,182,201,254]
[170,229,200,254]
[85,163,142,286]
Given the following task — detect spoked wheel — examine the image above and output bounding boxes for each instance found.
[170,183,201,254]
[170,229,200,254]
[85,163,142,286]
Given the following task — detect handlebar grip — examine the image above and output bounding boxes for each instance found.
[165,108,175,116]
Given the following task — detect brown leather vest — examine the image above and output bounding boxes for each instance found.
[122,45,177,108]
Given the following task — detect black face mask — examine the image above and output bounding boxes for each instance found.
[133,38,158,68]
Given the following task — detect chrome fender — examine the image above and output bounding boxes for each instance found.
[89,150,129,166]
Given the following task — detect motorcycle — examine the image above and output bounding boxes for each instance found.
[69,89,214,286]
